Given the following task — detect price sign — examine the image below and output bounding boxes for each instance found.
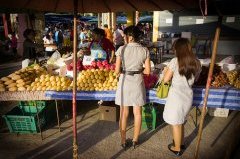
[82,55,94,66]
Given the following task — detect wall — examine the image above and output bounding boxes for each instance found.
[156,11,240,55]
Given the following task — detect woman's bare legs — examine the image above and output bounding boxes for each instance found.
[171,124,183,151]
[119,106,129,144]
[133,106,142,142]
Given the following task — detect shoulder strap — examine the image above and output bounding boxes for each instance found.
[121,45,127,71]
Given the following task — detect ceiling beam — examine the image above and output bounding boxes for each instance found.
[24,0,32,8]
[149,0,164,11]
[54,0,60,12]
[124,0,138,11]
[169,0,186,9]
[102,0,111,12]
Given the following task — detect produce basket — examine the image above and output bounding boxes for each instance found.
[2,105,47,134]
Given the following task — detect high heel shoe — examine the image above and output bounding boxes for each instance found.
[132,141,138,149]
[121,143,127,150]
[168,144,183,156]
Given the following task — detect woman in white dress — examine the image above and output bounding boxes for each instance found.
[115,26,151,149]
[162,38,201,156]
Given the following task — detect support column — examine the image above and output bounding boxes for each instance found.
[2,14,9,37]
[97,13,101,28]
[135,11,139,25]
[108,13,111,30]
[17,14,29,57]
[111,12,116,32]
[102,13,109,28]
[126,12,134,26]
[34,13,45,44]
[152,11,160,42]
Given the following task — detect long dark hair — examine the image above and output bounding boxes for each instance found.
[174,38,200,80]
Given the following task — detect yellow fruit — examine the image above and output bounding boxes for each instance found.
[50,76,55,81]
[94,75,99,79]
[51,81,56,86]
[1,77,10,82]
[31,82,35,87]
[84,83,89,88]
[9,87,17,91]
[57,82,61,86]
[40,78,45,82]
[32,86,36,91]
[18,87,26,91]
[45,86,51,90]
[98,83,102,87]
[5,80,14,85]
[40,74,45,79]
[17,83,25,87]
[16,79,24,84]
[87,79,92,84]
[97,79,101,83]
[37,87,42,91]
[7,83,17,88]
[12,75,21,80]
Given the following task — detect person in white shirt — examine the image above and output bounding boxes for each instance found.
[113,25,124,51]
[43,31,56,56]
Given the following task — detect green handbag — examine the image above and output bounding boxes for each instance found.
[156,82,171,98]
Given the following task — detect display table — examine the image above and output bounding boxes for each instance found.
[45,86,240,110]
[0,91,51,101]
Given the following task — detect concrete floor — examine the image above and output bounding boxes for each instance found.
[0,101,240,159]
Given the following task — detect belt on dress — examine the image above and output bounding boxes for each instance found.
[122,70,142,75]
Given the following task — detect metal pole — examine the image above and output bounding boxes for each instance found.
[194,16,222,159]
[36,101,43,140]
[73,0,78,158]
[55,100,61,132]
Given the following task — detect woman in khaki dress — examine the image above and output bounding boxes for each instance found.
[115,26,151,149]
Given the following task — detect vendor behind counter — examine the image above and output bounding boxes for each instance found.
[81,28,115,64]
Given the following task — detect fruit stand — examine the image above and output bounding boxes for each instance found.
[0,63,240,129]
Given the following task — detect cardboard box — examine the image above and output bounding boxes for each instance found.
[99,101,119,122]
[208,108,229,117]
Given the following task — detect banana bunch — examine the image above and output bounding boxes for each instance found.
[226,70,238,85]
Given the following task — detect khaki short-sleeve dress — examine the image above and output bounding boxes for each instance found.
[163,58,195,125]
[115,43,149,107]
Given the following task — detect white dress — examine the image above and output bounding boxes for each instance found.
[163,58,195,125]
[115,43,149,107]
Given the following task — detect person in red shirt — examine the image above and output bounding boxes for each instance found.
[84,28,115,63]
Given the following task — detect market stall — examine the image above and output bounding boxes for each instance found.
[44,87,240,110]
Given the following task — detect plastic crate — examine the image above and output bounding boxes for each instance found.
[142,103,162,130]
[19,105,45,114]
[2,106,46,134]
[19,101,47,107]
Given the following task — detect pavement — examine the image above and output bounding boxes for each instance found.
[0,101,240,159]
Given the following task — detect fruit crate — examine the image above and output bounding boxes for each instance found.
[19,101,47,107]
[142,103,163,130]
[2,106,47,134]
